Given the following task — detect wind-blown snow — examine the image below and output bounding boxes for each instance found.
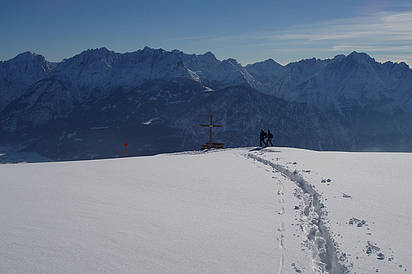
[0,147,411,273]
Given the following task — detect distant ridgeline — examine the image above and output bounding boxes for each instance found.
[1,47,412,160]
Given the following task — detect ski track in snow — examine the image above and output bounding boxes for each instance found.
[275,173,286,274]
[246,150,348,274]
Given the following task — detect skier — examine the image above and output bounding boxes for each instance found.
[267,129,273,146]
[259,129,267,147]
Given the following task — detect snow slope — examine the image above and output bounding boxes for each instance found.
[0,149,312,273]
[1,147,411,273]
[247,147,412,273]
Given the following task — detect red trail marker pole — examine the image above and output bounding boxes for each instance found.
[124,142,128,157]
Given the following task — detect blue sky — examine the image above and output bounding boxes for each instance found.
[1,0,412,66]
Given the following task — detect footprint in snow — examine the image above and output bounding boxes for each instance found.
[377,253,385,260]
[349,217,367,227]
[365,241,380,255]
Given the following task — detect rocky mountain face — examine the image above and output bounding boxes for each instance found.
[247,52,412,112]
[1,47,412,160]
[0,52,55,110]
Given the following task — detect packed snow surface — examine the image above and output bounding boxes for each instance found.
[0,147,411,273]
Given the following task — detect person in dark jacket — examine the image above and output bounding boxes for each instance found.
[259,129,267,147]
[267,129,273,146]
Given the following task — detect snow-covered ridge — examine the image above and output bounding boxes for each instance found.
[0,47,254,108]
[1,47,412,158]
[1,147,410,273]
[1,47,412,113]
[247,51,412,111]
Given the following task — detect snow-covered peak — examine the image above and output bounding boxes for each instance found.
[346,51,374,63]
[221,58,242,67]
[332,54,346,61]
[398,62,410,70]
[52,48,120,95]
[2,47,412,117]
[242,51,412,112]
[0,51,53,110]
[286,57,329,69]
[1,51,51,81]
[244,58,286,94]
[63,47,117,64]
[1,47,258,94]
[327,52,376,73]
[246,58,285,75]
[139,46,167,56]
[11,51,42,59]
[82,47,112,54]
[262,58,280,66]
[171,49,183,55]
[202,51,217,59]
[3,51,48,69]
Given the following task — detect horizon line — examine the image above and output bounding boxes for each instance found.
[2,46,411,68]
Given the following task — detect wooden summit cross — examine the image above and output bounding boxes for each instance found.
[200,115,224,149]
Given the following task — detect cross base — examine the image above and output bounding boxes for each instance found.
[202,142,225,150]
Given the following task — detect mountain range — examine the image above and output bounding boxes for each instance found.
[1,47,412,160]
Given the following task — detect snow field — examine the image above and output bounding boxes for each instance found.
[1,147,411,273]
[250,147,412,273]
[0,149,311,273]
